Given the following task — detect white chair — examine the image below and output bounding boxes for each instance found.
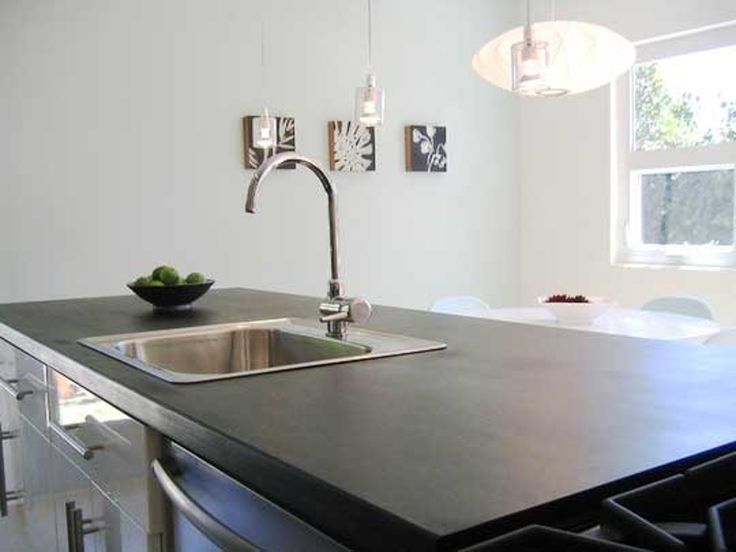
[430,296,492,318]
[705,329,736,346]
[641,296,714,320]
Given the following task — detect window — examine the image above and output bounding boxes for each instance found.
[612,23,736,268]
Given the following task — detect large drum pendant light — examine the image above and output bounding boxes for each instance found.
[472,0,635,97]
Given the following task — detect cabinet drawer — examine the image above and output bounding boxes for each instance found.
[0,342,48,435]
[0,339,16,383]
[48,369,162,533]
[14,347,45,385]
[0,341,46,388]
[16,371,47,435]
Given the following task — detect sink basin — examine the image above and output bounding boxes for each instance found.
[80,318,445,383]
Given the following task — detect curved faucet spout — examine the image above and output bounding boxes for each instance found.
[245,152,342,296]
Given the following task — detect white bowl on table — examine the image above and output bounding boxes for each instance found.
[538,296,612,326]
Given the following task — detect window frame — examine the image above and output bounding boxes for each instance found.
[611,21,736,269]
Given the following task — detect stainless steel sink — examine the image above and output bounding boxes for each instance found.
[80,318,445,383]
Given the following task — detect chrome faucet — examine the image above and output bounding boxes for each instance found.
[245,152,372,340]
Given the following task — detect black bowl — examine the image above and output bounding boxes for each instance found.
[127,280,214,312]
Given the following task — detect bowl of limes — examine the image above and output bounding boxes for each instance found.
[128,266,214,312]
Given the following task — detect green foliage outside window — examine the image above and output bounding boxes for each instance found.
[633,61,736,247]
[635,62,736,150]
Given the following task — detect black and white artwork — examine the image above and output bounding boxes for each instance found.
[405,125,447,172]
[242,115,296,169]
[328,121,376,172]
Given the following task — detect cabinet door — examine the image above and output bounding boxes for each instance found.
[19,417,58,551]
[88,486,159,552]
[0,352,33,551]
[0,356,23,517]
[0,337,22,498]
[52,444,97,552]
[52,443,159,552]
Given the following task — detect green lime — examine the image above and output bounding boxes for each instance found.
[185,272,206,285]
[132,276,151,287]
[148,279,165,287]
[151,265,173,280]
[158,266,180,286]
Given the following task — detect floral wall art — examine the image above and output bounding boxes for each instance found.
[242,115,296,169]
[328,121,376,172]
[404,125,447,172]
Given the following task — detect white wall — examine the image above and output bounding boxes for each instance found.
[0,0,521,310]
[519,0,736,323]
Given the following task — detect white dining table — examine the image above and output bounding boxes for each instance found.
[482,307,721,343]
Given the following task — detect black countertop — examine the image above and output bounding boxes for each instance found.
[2,288,736,550]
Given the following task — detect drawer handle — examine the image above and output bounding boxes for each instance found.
[65,501,105,552]
[0,421,24,517]
[0,377,33,401]
[152,458,260,551]
[50,422,104,461]
[65,501,79,552]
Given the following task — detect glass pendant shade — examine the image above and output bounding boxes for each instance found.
[472,21,636,97]
[511,30,550,95]
[355,73,384,127]
[252,108,277,149]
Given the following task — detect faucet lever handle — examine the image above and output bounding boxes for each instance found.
[318,297,372,327]
[320,311,349,323]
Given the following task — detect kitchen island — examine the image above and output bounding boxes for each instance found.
[2,288,736,550]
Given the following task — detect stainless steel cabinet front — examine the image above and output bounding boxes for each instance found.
[0,408,33,551]
[0,338,16,385]
[1,340,56,549]
[89,484,160,552]
[19,416,58,551]
[52,441,160,552]
[0,354,23,518]
[16,370,47,436]
[52,441,100,552]
[48,369,163,534]
[0,341,164,551]
[0,339,47,435]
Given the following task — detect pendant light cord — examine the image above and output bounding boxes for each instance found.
[367,0,373,71]
[523,0,533,44]
[261,21,266,75]
[260,19,267,105]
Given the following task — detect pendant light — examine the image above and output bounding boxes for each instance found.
[511,1,551,95]
[355,0,384,126]
[253,106,276,150]
[253,20,276,149]
[472,0,635,97]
